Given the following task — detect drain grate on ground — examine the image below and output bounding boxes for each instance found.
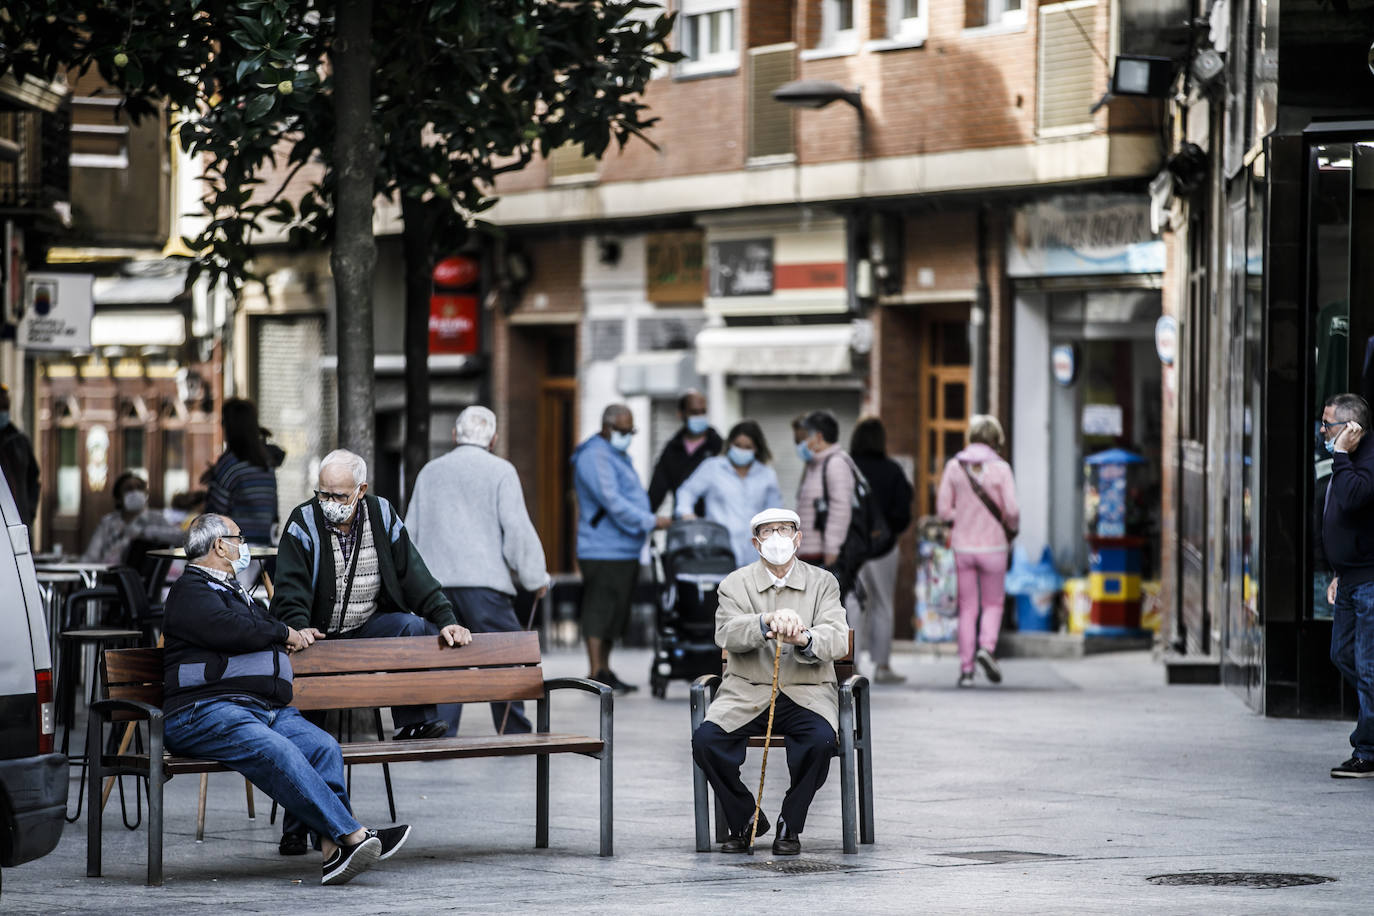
[734,859,861,875]
[939,850,1067,864]
[1147,872,1336,889]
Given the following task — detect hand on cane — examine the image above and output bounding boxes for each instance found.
[763,609,810,646]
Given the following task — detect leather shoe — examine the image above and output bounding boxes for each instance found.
[719,811,770,853]
[771,818,801,856]
[393,720,448,741]
[279,830,308,856]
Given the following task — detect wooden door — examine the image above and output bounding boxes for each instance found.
[916,316,972,517]
[535,377,577,573]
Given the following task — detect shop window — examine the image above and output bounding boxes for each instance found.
[122,426,146,482]
[56,427,80,516]
[679,1,738,76]
[163,429,189,501]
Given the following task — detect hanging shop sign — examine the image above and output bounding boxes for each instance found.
[429,294,479,355]
[708,238,774,297]
[1008,194,1165,277]
[646,230,705,304]
[18,272,93,351]
[1155,315,1178,365]
[1052,343,1078,386]
[433,255,480,290]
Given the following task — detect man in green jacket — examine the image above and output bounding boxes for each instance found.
[270,448,470,854]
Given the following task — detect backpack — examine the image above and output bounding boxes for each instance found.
[815,453,894,593]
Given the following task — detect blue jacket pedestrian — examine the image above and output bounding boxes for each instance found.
[572,432,657,561]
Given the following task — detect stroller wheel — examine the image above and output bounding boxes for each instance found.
[650,673,668,699]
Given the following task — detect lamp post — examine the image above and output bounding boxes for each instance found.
[772,80,868,314]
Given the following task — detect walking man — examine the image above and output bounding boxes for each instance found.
[1322,393,1374,777]
[572,404,671,693]
[407,406,548,734]
[648,389,721,516]
[690,508,848,856]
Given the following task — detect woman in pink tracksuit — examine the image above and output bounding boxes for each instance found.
[936,415,1020,687]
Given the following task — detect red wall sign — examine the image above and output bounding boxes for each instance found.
[433,255,480,289]
[429,294,479,355]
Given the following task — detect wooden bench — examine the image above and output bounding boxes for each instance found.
[688,632,874,854]
[86,632,613,886]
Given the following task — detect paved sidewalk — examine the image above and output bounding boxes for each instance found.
[5,647,1370,914]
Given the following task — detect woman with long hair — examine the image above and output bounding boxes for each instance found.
[205,397,280,545]
[674,419,783,568]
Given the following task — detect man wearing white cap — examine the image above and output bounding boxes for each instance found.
[690,507,850,856]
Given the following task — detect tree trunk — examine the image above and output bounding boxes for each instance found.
[400,192,434,506]
[330,0,378,472]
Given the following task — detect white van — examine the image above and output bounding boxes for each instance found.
[0,468,65,895]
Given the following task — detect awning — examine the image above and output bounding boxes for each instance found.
[92,262,189,306]
[90,311,186,348]
[694,324,857,376]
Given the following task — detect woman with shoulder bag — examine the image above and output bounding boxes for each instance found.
[936,414,1020,688]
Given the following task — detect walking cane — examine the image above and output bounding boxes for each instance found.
[747,635,784,855]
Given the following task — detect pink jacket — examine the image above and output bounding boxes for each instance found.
[936,443,1020,552]
[796,444,856,557]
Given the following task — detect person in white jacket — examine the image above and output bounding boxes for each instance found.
[406,406,550,734]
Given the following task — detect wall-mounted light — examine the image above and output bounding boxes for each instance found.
[1111,55,1176,97]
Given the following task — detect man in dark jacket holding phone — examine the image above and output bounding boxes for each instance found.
[162,513,409,885]
[1322,393,1374,778]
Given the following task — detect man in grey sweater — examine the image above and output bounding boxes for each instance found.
[407,406,549,734]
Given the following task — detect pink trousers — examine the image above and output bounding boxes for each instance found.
[955,551,1007,674]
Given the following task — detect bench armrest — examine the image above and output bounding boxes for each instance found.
[689,674,721,731]
[539,678,613,745]
[89,697,164,723]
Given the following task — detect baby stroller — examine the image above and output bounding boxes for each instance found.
[649,519,736,698]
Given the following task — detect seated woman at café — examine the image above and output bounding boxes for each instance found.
[82,471,187,566]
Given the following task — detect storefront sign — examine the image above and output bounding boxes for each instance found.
[429,294,479,355]
[1008,194,1165,277]
[708,238,773,297]
[433,255,480,289]
[18,272,93,351]
[1155,315,1178,365]
[1082,403,1124,437]
[646,231,705,304]
[1052,343,1078,386]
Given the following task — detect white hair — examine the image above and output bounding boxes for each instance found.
[186,513,232,559]
[319,448,368,486]
[455,406,497,447]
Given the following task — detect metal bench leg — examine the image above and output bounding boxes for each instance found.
[689,683,712,852]
[536,697,549,849]
[838,689,858,855]
[856,681,874,845]
[147,712,165,887]
[598,695,614,857]
[86,705,104,877]
[374,709,397,822]
[196,774,209,841]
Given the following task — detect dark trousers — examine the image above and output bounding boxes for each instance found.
[691,693,837,835]
[442,587,533,734]
[1332,580,1374,759]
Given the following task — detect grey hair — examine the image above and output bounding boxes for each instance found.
[455,406,497,447]
[968,414,1005,449]
[601,403,630,427]
[186,513,232,560]
[319,448,368,486]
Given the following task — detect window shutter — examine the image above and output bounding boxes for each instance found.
[1037,1,1100,133]
[548,142,598,182]
[748,43,795,159]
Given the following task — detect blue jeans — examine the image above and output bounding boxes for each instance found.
[442,587,532,734]
[1330,580,1374,759]
[164,699,361,843]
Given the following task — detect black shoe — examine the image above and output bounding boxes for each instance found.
[368,824,411,860]
[279,830,309,856]
[394,720,448,741]
[772,818,801,856]
[321,835,381,886]
[595,669,638,695]
[720,812,770,853]
[957,671,974,688]
[976,648,1003,684]
[1331,756,1374,778]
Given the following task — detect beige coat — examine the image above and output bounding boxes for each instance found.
[705,559,850,734]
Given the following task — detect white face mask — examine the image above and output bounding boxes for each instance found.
[757,532,798,566]
[320,490,358,525]
[122,490,148,513]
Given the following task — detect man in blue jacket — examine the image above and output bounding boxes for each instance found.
[162,513,409,885]
[1323,393,1374,778]
[572,404,670,693]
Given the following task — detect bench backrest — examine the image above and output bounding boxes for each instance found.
[102,632,545,718]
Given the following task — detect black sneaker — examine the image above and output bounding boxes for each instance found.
[321,835,381,886]
[976,648,1003,684]
[279,830,309,856]
[957,672,974,688]
[368,824,411,861]
[393,720,448,741]
[604,669,639,695]
[1331,756,1374,778]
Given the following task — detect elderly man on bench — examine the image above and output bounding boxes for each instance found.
[162,513,413,885]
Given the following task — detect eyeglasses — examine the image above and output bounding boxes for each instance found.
[314,487,358,503]
[1320,420,1350,431]
[755,524,797,539]
[218,534,246,543]
[612,426,637,436]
